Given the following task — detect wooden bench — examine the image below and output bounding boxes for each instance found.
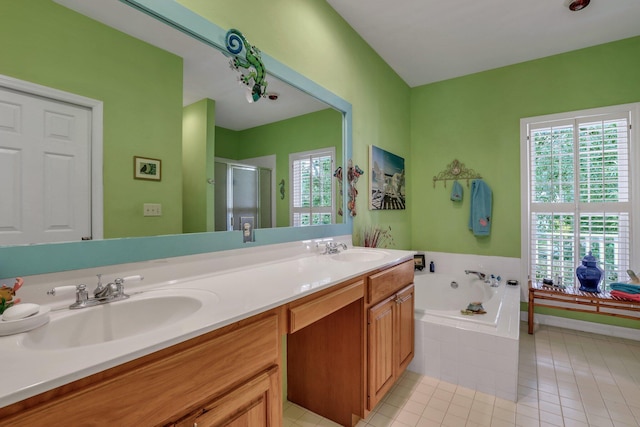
[528,282,640,334]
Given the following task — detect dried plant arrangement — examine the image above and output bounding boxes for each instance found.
[357,224,395,248]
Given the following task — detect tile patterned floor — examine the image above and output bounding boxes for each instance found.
[284,322,640,427]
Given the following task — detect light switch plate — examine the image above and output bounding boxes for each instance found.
[143,203,162,216]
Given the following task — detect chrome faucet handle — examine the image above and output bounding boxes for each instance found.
[74,284,89,305]
[112,275,144,297]
[47,284,89,309]
[47,284,86,298]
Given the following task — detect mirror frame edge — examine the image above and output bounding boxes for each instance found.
[0,0,352,279]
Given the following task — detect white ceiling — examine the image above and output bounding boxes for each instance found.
[326,0,640,87]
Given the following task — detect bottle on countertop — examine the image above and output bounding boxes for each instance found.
[429,261,435,273]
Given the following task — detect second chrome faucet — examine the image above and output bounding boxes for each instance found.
[48,274,144,309]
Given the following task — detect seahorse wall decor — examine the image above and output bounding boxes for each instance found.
[225,29,268,103]
[333,167,343,217]
[279,179,285,200]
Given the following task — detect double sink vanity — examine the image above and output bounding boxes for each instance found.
[0,238,414,426]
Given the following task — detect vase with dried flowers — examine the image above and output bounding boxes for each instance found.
[357,225,394,248]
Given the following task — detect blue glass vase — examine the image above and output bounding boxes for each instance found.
[576,251,603,293]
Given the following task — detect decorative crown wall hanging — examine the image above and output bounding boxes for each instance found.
[225,29,268,103]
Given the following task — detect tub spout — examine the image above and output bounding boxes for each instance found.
[464,270,487,281]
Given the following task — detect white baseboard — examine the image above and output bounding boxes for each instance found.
[520,312,640,341]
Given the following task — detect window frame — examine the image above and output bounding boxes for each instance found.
[289,147,336,227]
[520,103,640,289]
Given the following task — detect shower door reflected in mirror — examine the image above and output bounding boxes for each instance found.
[214,161,272,232]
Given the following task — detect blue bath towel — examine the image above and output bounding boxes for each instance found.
[610,283,640,294]
[450,180,463,201]
[468,179,492,236]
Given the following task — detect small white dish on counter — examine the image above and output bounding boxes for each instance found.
[0,306,50,336]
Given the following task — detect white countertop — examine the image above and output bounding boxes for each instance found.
[0,237,413,407]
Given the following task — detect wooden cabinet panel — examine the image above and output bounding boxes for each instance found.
[367,260,414,304]
[396,284,415,373]
[289,280,364,333]
[176,367,279,427]
[367,283,415,411]
[367,296,395,409]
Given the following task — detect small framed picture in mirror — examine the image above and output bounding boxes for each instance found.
[414,253,425,271]
[134,156,161,181]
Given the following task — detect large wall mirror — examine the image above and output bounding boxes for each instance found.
[0,0,352,278]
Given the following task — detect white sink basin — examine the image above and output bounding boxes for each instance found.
[331,249,388,263]
[20,289,219,350]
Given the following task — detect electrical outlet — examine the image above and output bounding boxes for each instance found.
[143,203,162,216]
[241,216,254,243]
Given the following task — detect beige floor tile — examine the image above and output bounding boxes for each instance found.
[441,412,467,427]
[491,406,516,424]
[394,409,421,426]
[561,406,588,423]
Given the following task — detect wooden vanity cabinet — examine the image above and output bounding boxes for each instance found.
[287,259,415,426]
[366,259,414,411]
[0,310,284,427]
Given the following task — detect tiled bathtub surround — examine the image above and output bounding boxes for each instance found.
[408,252,522,401]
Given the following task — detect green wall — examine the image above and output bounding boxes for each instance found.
[410,36,640,258]
[216,109,343,228]
[215,127,242,160]
[0,0,183,239]
[178,0,412,249]
[183,99,216,233]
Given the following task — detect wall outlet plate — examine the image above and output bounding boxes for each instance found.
[240,216,254,243]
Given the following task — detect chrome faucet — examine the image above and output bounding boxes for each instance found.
[321,241,348,254]
[465,270,487,281]
[48,275,143,309]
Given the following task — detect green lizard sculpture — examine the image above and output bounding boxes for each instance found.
[225,29,267,102]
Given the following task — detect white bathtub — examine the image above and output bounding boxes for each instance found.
[414,273,502,326]
[408,267,521,401]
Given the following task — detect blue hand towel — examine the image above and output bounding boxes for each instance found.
[450,180,463,201]
[610,283,640,294]
[468,179,492,236]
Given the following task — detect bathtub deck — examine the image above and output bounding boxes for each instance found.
[528,282,640,334]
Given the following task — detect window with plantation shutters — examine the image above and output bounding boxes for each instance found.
[290,148,335,227]
[522,104,639,290]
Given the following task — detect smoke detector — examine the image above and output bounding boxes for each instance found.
[567,0,590,11]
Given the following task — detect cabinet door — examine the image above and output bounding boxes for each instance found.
[181,367,279,427]
[367,296,395,410]
[395,284,415,374]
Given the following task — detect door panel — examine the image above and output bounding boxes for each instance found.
[368,297,395,409]
[0,87,91,245]
[396,284,415,373]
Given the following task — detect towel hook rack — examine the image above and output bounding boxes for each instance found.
[433,159,482,188]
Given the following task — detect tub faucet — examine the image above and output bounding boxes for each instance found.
[465,270,487,281]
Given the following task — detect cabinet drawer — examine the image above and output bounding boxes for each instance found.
[367,260,414,304]
[289,280,364,333]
